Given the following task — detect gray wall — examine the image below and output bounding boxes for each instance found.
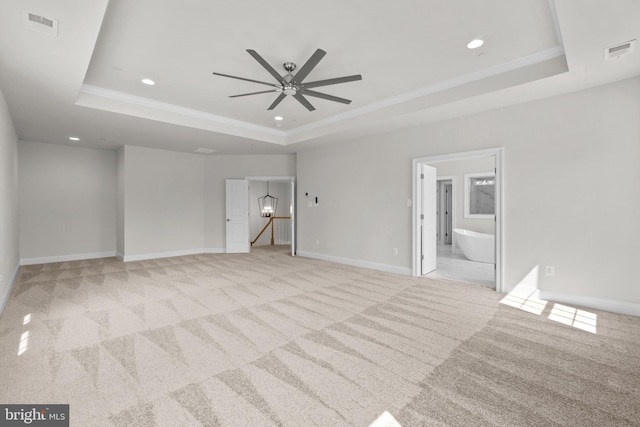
[297,76,640,305]
[18,141,116,262]
[122,146,205,258]
[16,145,294,262]
[0,87,19,311]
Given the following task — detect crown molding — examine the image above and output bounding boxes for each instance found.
[79,84,286,139]
[285,45,566,139]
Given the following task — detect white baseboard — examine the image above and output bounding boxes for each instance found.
[537,289,640,317]
[297,250,412,276]
[0,262,21,317]
[204,248,225,254]
[21,251,117,266]
[122,248,208,262]
[19,247,227,266]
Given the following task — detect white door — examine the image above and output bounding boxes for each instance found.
[225,179,249,253]
[421,165,437,274]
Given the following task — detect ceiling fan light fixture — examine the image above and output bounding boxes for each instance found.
[283,85,297,96]
[467,39,484,49]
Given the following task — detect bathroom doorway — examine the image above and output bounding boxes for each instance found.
[412,148,503,292]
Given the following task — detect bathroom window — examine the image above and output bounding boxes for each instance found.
[464,172,495,219]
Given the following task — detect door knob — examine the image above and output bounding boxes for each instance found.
[226,219,231,222]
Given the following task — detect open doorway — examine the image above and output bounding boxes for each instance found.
[412,148,503,292]
[246,176,296,256]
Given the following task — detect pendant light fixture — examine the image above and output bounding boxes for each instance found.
[258,181,278,218]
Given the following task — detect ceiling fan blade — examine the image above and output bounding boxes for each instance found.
[212,72,277,88]
[267,93,287,110]
[229,89,278,98]
[246,49,285,84]
[302,74,362,89]
[292,48,326,85]
[293,93,315,111]
[299,89,352,105]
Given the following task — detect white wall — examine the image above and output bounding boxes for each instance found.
[297,76,640,307]
[122,146,205,259]
[204,155,296,251]
[435,156,495,235]
[18,141,116,263]
[0,87,19,313]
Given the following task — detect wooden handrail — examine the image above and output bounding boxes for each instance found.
[250,216,291,246]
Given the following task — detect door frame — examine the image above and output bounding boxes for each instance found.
[245,175,296,256]
[412,147,504,292]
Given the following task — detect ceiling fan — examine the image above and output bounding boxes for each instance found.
[212,49,362,111]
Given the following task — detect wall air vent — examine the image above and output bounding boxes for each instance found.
[604,39,635,61]
[22,10,59,37]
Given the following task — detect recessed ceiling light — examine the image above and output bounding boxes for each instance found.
[141,78,156,86]
[69,137,80,141]
[467,39,484,49]
[274,116,284,121]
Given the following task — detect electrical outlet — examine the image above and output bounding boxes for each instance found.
[393,248,398,255]
[406,199,412,207]
[316,239,320,245]
[545,266,555,276]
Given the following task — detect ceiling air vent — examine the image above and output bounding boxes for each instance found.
[22,10,59,37]
[194,148,216,154]
[604,40,635,61]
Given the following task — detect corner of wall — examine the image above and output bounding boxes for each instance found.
[0,262,20,318]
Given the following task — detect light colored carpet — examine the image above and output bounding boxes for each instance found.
[0,245,638,426]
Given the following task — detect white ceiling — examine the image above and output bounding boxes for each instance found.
[0,0,638,154]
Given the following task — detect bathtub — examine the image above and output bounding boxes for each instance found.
[453,228,495,263]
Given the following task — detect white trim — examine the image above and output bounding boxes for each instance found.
[297,250,412,276]
[287,46,565,138]
[20,251,117,266]
[538,289,640,317]
[514,286,640,318]
[122,248,206,262]
[118,247,224,261]
[0,262,21,317]
[79,85,285,140]
[81,45,564,147]
[204,248,225,254]
[413,148,503,292]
